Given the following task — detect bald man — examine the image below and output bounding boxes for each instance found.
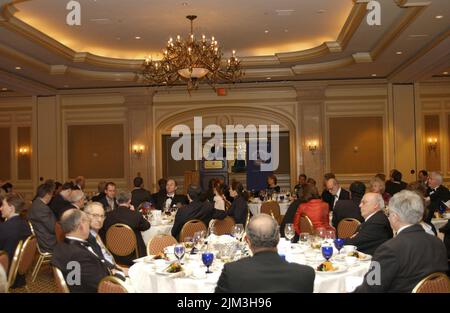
[325,178,350,211]
[344,193,393,255]
[215,214,315,293]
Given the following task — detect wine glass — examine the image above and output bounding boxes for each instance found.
[316,228,326,239]
[202,252,214,273]
[334,238,345,254]
[299,232,310,246]
[192,231,203,253]
[284,223,295,243]
[231,224,244,241]
[209,224,216,237]
[321,245,333,261]
[174,244,185,263]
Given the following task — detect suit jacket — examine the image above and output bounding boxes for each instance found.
[439,222,450,259]
[0,215,32,264]
[322,188,350,212]
[91,192,105,203]
[385,180,407,197]
[98,195,119,212]
[226,196,249,226]
[354,224,448,293]
[331,198,364,229]
[100,205,150,266]
[155,193,189,211]
[49,194,71,219]
[344,210,393,255]
[131,188,153,209]
[215,251,315,293]
[27,198,57,253]
[280,199,303,241]
[426,185,450,222]
[51,238,111,293]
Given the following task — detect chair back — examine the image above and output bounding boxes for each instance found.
[299,214,315,235]
[260,201,281,223]
[337,218,361,238]
[17,235,37,275]
[147,235,178,256]
[7,240,23,292]
[211,216,235,236]
[53,266,70,293]
[98,276,129,293]
[105,224,138,258]
[179,219,207,242]
[55,222,66,243]
[0,250,9,273]
[412,272,450,293]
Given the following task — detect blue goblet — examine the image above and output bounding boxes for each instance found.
[334,238,345,254]
[202,252,214,274]
[321,245,333,261]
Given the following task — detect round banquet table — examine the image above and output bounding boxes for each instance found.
[248,201,291,216]
[432,217,449,241]
[128,241,371,293]
[141,222,174,246]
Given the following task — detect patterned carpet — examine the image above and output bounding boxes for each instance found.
[9,259,57,293]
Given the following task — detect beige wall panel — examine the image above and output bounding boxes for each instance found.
[0,127,11,180]
[36,96,57,182]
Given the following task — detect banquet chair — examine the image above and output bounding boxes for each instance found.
[260,201,281,224]
[147,234,178,256]
[98,276,130,293]
[55,222,66,243]
[15,235,37,291]
[6,240,23,293]
[180,219,207,242]
[299,214,315,235]
[29,221,53,282]
[337,218,361,239]
[211,216,235,236]
[105,223,139,262]
[0,250,9,274]
[52,266,69,293]
[412,272,450,293]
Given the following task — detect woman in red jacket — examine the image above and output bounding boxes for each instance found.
[294,184,333,235]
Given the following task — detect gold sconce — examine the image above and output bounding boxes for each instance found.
[132,144,145,158]
[18,146,29,155]
[427,137,437,152]
[307,140,318,153]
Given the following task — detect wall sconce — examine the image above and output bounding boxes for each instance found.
[18,146,29,155]
[132,144,145,158]
[307,140,318,153]
[427,137,438,152]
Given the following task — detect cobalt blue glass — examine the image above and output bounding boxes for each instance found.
[202,252,214,273]
[321,245,333,261]
[334,238,345,254]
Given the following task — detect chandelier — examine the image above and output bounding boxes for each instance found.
[142,15,243,91]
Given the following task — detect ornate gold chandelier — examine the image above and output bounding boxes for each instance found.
[142,15,243,91]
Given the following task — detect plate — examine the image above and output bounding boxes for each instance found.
[315,264,347,274]
[155,268,172,275]
[357,253,372,261]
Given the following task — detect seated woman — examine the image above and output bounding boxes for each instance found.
[227,181,250,225]
[293,184,333,235]
[369,176,391,205]
[213,180,227,211]
[266,174,281,194]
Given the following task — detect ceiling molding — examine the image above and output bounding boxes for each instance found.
[0,69,55,95]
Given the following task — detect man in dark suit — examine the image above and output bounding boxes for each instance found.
[51,209,125,293]
[91,181,107,202]
[325,178,350,212]
[49,182,73,219]
[155,178,188,211]
[172,184,226,241]
[344,192,393,255]
[27,182,57,253]
[131,176,152,209]
[151,178,167,205]
[354,190,448,292]
[97,182,119,212]
[425,171,450,222]
[57,189,85,220]
[74,176,86,192]
[100,191,150,266]
[385,169,407,197]
[215,213,315,293]
[280,198,303,242]
[0,194,32,288]
[332,181,365,228]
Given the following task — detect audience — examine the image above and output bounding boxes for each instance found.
[49,182,73,219]
[215,214,315,293]
[321,173,336,212]
[332,181,365,228]
[28,182,57,253]
[74,176,86,191]
[100,191,150,266]
[354,190,448,292]
[91,181,107,202]
[325,177,350,212]
[98,182,118,212]
[293,184,333,235]
[418,170,428,188]
[385,169,407,196]
[131,176,152,209]
[57,189,85,220]
[293,174,307,197]
[155,178,188,211]
[213,180,227,211]
[369,176,391,205]
[306,178,316,187]
[266,174,280,194]
[151,178,167,204]
[344,193,393,255]
[425,171,450,222]
[227,181,250,225]
[406,181,436,235]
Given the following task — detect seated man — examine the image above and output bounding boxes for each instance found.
[57,189,85,220]
[98,182,119,212]
[155,179,189,211]
[354,190,448,292]
[332,181,365,228]
[27,182,57,253]
[131,176,152,209]
[51,209,123,293]
[171,184,226,241]
[100,191,150,266]
[344,192,393,255]
[215,214,315,293]
[49,182,73,219]
[425,171,450,222]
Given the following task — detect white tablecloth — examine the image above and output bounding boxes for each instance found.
[141,223,174,246]
[432,218,448,241]
[248,201,291,216]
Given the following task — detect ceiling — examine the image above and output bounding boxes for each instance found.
[0,0,449,95]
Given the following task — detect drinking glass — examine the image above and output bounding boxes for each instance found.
[202,252,214,273]
[284,223,295,243]
[231,224,244,241]
[316,228,326,239]
[193,231,204,254]
[321,245,333,261]
[299,232,310,246]
[334,238,345,254]
[325,229,336,240]
[174,244,185,263]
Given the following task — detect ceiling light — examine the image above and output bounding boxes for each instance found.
[371,74,377,77]
[142,15,243,92]
[264,30,269,34]
[435,15,443,19]
[15,66,22,70]
[396,51,403,55]
[135,36,141,40]
[443,72,449,75]
[266,77,272,80]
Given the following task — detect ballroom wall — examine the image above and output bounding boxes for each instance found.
[0,81,449,199]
